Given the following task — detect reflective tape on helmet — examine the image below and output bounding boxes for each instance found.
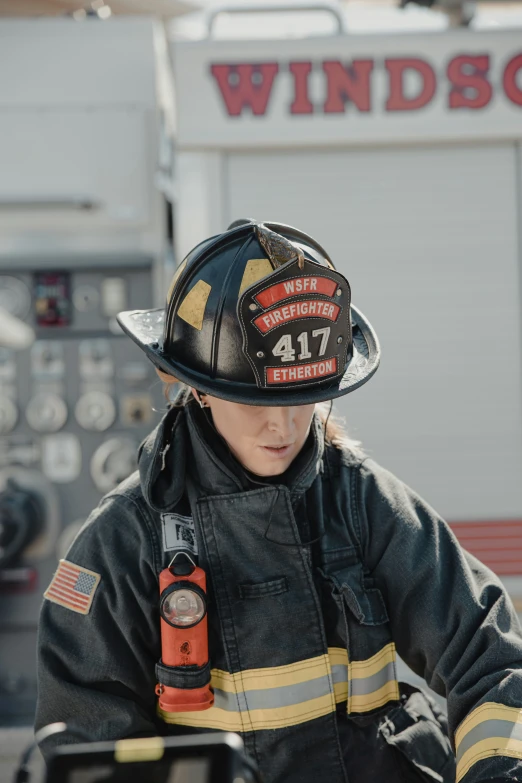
[239,258,274,297]
[177,280,212,331]
[158,645,399,731]
[455,703,522,782]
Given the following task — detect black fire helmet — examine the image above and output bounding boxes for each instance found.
[117,220,380,406]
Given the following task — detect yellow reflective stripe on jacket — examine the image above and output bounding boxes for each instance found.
[348,642,399,713]
[212,653,333,693]
[159,692,337,731]
[455,702,522,782]
[159,652,336,731]
[330,647,349,704]
[159,645,399,731]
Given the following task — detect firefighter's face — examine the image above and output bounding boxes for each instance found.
[195,392,316,476]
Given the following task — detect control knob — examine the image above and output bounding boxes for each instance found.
[75,391,116,432]
[90,437,137,493]
[26,393,68,433]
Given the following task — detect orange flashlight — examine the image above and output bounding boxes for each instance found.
[155,554,214,712]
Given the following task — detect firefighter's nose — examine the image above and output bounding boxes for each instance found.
[266,407,294,437]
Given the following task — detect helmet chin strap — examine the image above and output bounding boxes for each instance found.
[191,389,209,409]
[323,400,333,443]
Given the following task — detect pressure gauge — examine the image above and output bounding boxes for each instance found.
[0,396,18,434]
[26,393,68,433]
[73,284,99,313]
[75,391,116,432]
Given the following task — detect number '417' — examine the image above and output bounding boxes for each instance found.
[272,328,331,363]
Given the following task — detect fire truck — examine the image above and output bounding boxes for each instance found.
[169,2,522,614]
[1,0,522,753]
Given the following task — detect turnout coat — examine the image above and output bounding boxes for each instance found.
[36,400,522,783]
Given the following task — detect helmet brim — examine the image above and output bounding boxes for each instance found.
[117,305,380,406]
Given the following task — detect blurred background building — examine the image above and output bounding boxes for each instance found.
[0,0,521,777]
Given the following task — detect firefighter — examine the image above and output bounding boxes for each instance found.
[36,220,522,783]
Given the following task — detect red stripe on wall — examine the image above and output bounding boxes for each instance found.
[449,520,522,575]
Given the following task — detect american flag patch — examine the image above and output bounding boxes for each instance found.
[44,559,101,615]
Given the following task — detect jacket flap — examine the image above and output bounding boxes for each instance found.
[328,564,389,626]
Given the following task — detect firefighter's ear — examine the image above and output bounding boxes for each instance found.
[190,388,209,408]
[155,368,178,384]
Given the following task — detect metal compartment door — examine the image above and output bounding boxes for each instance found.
[225,143,522,521]
[0,109,152,241]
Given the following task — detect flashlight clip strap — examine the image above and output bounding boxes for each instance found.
[155,659,211,690]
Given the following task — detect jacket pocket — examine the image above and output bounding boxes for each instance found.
[238,577,288,599]
[379,684,456,783]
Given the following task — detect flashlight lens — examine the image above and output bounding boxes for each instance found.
[162,588,205,627]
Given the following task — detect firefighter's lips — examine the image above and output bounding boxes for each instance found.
[259,443,295,459]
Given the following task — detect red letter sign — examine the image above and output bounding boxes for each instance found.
[323,60,373,113]
[447,55,492,109]
[385,58,436,111]
[503,54,522,107]
[210,63,279,116]
[289,62,314,115]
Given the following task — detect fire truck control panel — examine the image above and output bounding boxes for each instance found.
[0,16,173,723]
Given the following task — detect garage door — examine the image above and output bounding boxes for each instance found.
[225,144,522,521]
